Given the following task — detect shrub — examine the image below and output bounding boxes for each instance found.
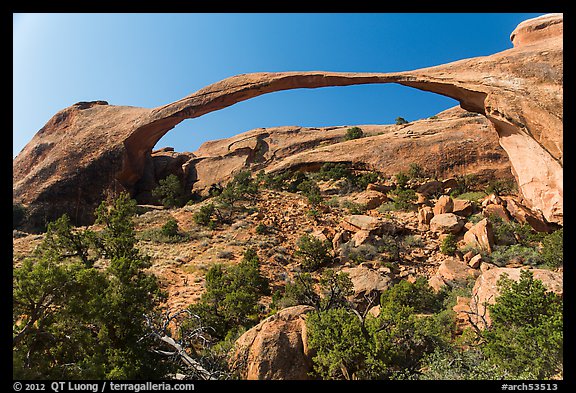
[408,163,425,179]
[341,200,367,215]
[255,223,268,235]
[353,171,380,190]
[540,228,563,268]
[317,163,353,182]
[395,116,409,125]
[152,174,187,208]
[187,248,269,340]
[13,203,26,229]
[193,203,217,228]
[390,188,417,210]
[13,192,165,379]
[483,270,563,379]
[297,179,323,206]
[218,170,259,207]
[485,179,517,196]
[161,218,179,237]
[394,171,409,189]
[295,234,332,272]
[452,191,486,202]
[440,233,457,255]
[273,272,319,310]
[344,126,364,141]
[307,308,371,379]
[488,244,542,267]
[306,278,453,380]
[138,219,190,244]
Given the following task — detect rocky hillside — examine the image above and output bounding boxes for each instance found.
[13,161,563,379]
[13,13,563,381]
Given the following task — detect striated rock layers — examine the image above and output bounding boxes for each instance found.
[13,14,563,230]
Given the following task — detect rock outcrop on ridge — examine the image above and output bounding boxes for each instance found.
[13,13,563,230]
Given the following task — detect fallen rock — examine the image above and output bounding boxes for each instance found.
[435,257,480,287]
[416,180,443,196]
[340,215,401,236]
[229,305,315,380]
[429,213,464,234]
[503,197,552,233]
[452,199,474,216]
[341,265,393,298]
[433,195,454,215]
[350,190,388,210]
[417,206,434,225]
[463,218,495,253]
[468,254,483,269]
[482,203,511,222]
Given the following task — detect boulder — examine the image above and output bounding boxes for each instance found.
[503,197,552,233]
[350,190,388,210]
[429,213,464,234]
[470,267,563,329]
[332,230,350,250]
[417,206,434,225]
[341,266,393,298]
[435,257,480,287]
[229,305,315,380]
[366,183,393,194]
[463,218,495,253]
[433,195,454,215]
[340,215,400,236]
[468,254,483,269]
[416,180,443,196]
[482,203,510,222]
[352,230,373,247]
[452,199,474,216]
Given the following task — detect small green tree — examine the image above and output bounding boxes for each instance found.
[152,174,187,208]
[297,179,323,206]
[218,170,259,208]
[395,117,409,125]
[13,203,26,229]
[193,203,218,228]
[188,248,269,340]
[295,234,333,271]
[161,218,180,237]
[482,270,563,379]
[440,233,457,256]
[540,228,563,268]
[344,127,364,141]
[307,308,371,379]
[13,192,168,379]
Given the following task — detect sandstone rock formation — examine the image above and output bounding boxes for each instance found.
[228,305,314,380]
[13,14,563,230]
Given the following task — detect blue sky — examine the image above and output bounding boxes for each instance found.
[13,13,546,157]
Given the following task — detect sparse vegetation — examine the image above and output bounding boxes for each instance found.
[187,248,270,340]
[440,233,457,255]
[152,174,188,208]
[295,234,333,272]
[344,126,364,141]
[13,203,26,229]
[395,116,409,125]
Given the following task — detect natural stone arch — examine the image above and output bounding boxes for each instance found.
[13,14,562,229]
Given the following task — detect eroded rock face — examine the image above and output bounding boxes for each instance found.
[228,305,315,380]
[13,14,563,230]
